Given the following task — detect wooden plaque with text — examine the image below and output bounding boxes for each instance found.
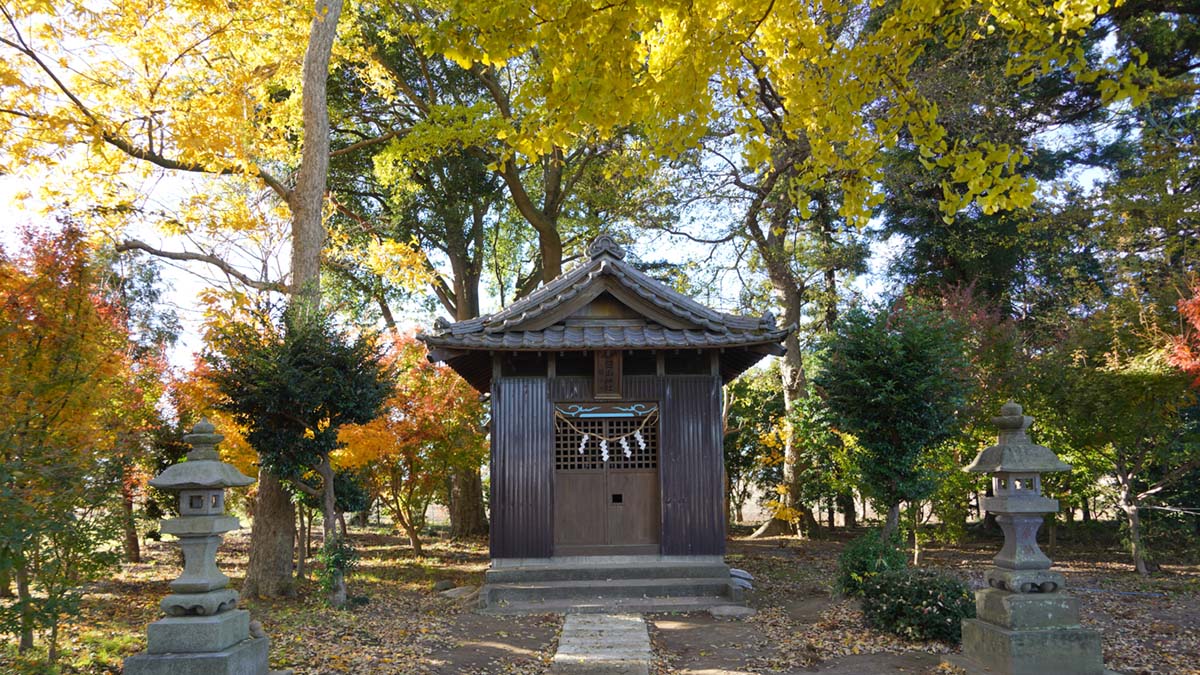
[593,350,623,399]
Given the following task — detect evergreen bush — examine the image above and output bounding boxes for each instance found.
[860,568,975,643]
[836,530,907,597]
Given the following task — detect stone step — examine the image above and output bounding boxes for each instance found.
[480,595,735,615]
[551,614,651,675]
[485,577,731,605]
[486,562,730,584]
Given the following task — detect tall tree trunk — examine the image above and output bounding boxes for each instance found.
[122,478,141,563]
[883,503,901,539]
[245,0,343,601]
[307,507,315,556]
[776,318,820,536]
[750,277,818,537]
[243,469,296,598]
[1082,497,1092,523]
[295,507,307,581]
[16,565,33,652]
[445,291,489,538]
[450,468,489,538]
[289,0,341,306]
[47,618,60,664]
[745,187,819,539]
[1120,489,1149,576]
[497,160,564,283]
[838,491,857,528]
[910,502,923,565]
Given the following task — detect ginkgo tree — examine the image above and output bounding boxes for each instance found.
[418,0,1148,538]
[0,0,365,599]
[429,0,1146,222]
[338,336,488,557]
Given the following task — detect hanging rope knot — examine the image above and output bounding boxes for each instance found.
[555,411,658,462]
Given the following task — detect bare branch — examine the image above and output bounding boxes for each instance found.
[329,128,408,157]
[1136,457,1200,502]
[116,238,287,293]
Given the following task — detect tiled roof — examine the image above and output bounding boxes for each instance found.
[419,235,788,353]
[421,324,790,352]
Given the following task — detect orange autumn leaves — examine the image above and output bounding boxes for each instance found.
[169,358,260,477]
[171,329,486,497]
[336,334,486,552]
[1,225,143,476]
[337,334,486,474]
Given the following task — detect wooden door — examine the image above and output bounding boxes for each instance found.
[553,406,660,555]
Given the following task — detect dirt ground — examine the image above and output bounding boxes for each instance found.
[2,527,1197,674]
[647,536,1200,675]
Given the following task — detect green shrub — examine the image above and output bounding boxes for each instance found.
[861,568,976,643]
[315,538,359,598]
[836,530,907,596]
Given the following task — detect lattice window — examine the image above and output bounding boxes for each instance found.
[554,411,658,472]
[554,417,605,471]
[606,416,658,470]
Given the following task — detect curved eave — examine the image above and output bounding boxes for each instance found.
[419,338,785,393]
[419,325,790,352]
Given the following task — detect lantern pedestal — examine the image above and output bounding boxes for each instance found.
[146,610,251,653]
[961,403,1105,675]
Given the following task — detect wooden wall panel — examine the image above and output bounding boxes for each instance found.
[660,375,726,556]
[490,377,554,559]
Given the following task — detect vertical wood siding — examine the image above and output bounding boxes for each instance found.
[660,375,726,555]
[490,377,553,559]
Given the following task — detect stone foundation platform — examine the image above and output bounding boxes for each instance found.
[124,635,269,675]
[962,617,1104,675]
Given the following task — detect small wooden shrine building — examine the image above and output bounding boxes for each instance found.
[420,236,788,570]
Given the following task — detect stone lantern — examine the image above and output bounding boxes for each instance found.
[124,419,279,675]
[961,402,1106,675]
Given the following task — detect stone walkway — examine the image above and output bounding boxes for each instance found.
[550,614,652,675]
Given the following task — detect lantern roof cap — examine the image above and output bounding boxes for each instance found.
[965,402,1072,474]
[149,419,255,491]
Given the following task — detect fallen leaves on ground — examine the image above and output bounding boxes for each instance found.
[0,528,559,674]
[3,529,1197,675]
[650,536,1200,675]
